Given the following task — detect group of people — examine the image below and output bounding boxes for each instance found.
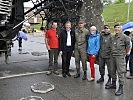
[45,20,133,96]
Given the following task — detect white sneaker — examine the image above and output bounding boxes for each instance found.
[53,70,59,75]
[87,77,95,81]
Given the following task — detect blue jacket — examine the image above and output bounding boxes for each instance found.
[87,32,100,55]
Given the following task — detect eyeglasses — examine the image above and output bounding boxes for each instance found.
[104,28,109,29]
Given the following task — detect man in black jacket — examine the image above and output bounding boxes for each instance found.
[126,32,133,79]
[59,21,75,77]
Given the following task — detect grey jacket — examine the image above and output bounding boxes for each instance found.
[99,32,112,58]
[75,28,89,49]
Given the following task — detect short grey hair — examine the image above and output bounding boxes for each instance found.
[90,26,97,30]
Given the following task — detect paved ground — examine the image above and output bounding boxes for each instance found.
[0,71,133,100]
[0,34,133,100]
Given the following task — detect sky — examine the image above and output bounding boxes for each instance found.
[24,1,33,7]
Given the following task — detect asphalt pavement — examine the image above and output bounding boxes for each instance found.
[0,34,133,100]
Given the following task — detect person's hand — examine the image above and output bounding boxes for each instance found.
[126,53,130,56]
[46,45,50,50]
[60,51,63,55]
[92,55,96,57]
[73,51,74,54]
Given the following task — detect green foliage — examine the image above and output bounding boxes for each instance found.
[33,24,41,30]
[103,0,112,6]
[114,0,125,4]
[103,2,133,23]
[103,0,112,4]
[103,2,133,31]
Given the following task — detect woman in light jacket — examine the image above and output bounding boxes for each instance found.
[87,26,100,81]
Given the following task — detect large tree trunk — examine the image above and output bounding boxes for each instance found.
[80,0,104,31]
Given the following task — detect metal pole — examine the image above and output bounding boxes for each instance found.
[127,0,131,22]
[13,1,53,30]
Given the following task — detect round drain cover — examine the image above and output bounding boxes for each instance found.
[19,96,43,100]
[31,52,47,56]
[31,82,54,93]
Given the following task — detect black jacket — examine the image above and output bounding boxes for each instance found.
[59,29,75,51]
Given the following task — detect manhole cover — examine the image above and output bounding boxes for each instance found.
[19,51,29,54]
[31,52,47,56]
[19,96,43,100]
[31,82,54,93]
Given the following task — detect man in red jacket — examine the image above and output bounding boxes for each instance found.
[45,22,59,75]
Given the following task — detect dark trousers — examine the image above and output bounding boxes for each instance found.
[129,53,133,76]
[99,56,111,77]
[48,48,59,71]
[18,37,22,48]
[125,55,130,70]
[62,50,73,74]
[111,56,126,85]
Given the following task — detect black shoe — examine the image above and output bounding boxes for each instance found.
[18,48,22,51]
[126,69,129,71]
[62,73,67,78]
[105,79,111,86]
[105,84,116,89]
[82,74,87,80]
[66,72,71,77]
[74,73,80,78]
[115,85,123,96]
[97,77,104,83]
[82,71,87,80]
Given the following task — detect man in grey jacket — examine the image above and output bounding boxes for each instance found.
[97,25,112,86]
[74,20,89,80]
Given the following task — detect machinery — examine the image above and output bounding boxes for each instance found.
[0,0,104,63]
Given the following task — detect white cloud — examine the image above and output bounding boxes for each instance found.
[24,1,34,7]
[125,0,133,3]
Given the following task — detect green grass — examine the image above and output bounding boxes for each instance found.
[33,24,41,30]
[103,2,133,25]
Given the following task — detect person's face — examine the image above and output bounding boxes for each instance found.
[90,28,96,34]
[103,27,110,33]
[65,23,71,31]
[78,23,85,29]
[114,25,122,34]
[52,22,57,29]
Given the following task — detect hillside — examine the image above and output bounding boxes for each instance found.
[103,2,133,27]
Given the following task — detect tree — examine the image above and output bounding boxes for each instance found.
[103,0,112,5]
[115,0,125,4]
